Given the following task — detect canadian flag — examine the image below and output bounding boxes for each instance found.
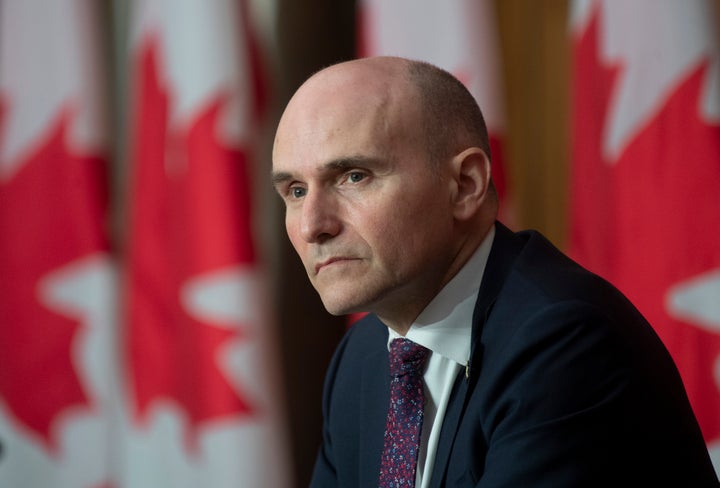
[0,1,117,487]
[357,0,513,223]
[570,0,720,471]
[123,1,291,487]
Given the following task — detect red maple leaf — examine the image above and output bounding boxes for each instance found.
[126,39,257,447]
[570,8,720,440]
[0,97,109,451]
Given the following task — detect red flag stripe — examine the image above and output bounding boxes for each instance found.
[569,0,720,469]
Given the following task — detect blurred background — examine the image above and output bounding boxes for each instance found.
[1,0,719,486]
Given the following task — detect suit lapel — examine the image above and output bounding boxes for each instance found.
[429,369,468,488]
[358,347,390,487]
[430,222,525,487]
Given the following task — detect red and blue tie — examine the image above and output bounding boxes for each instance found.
[378,338,430,487]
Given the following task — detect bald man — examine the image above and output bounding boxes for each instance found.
[272,57,718,487]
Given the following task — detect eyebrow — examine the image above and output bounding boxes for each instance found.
[271,155,388,187]
[270,171,293,187]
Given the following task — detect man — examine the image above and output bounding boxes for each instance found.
[271,57,719,487]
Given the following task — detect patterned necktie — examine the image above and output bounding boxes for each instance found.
[378,338,430,487]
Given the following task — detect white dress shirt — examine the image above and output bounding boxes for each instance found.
[386,225,495,488]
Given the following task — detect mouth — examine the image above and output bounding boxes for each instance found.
[314,257,358,274]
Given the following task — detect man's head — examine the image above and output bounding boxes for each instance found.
[271,56,498,333]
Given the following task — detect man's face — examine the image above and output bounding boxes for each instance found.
[272,63,457,322]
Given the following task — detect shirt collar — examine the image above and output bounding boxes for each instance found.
[387,225,495,365]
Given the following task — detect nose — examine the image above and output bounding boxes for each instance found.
[298,189,341,243]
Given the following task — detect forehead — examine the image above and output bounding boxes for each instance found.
[272,63,423,174]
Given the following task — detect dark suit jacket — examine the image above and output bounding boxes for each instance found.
[310,223,719,487]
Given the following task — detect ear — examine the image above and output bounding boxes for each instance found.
[449,147,492,221]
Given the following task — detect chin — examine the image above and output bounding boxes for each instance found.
[319,293,370,317]
[321,301,359,317]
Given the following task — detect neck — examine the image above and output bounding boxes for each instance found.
[378,222,494,336]
[376,306,422,336]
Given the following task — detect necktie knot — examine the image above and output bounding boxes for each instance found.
[389,338,429,378]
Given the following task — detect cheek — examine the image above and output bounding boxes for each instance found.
[389,198,452,253]
[365,208,427,264]
[285,216,306,256]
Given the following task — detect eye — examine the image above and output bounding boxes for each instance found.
[290,186,306,198]
[346,171,366,183]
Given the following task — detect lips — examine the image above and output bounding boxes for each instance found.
[315,257,356,274]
